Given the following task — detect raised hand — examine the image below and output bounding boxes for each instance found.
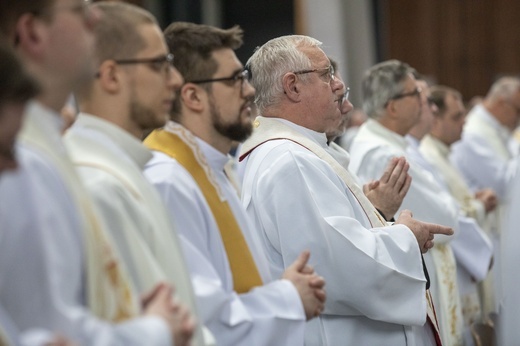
[364,157,411,220]
[282,251,326,320]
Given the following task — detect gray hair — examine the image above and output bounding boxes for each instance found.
[362,59,416,119]
[487,76,520,101]
[246,35,322,113]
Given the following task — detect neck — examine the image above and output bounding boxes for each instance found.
[378,117,407,137]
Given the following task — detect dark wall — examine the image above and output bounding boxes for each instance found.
[375,0,520,100]
[222,1,294,64]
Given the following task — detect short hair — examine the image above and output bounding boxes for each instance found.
[246,35,322,113]
[163,22,243,120]
[0,39,39,105]
[430,85,463,116]
[486,76,520,101]
[0,0,54,40]
[92,2,157,65]
[362,59,416,119]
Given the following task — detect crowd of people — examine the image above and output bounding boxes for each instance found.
[1,1,519,345]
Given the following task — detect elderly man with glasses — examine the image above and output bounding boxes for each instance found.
[349,59,464,346]
[239,37,453,345]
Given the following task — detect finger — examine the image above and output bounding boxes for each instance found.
[314,288,327,303]
[387,157,406,186]
[309,275,326,288]
[289,250,311,272]
[141,282,167,308]
[379,157,398,184]
[399,209,413,219]
[399,174,412,197]
[428,224,454,236]
[301,264,314,275]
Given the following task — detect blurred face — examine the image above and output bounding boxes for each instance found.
[412,80,438,139]
[0,102,25,173]
[326,70,353,141]
[45,0,100,89]
[391,74,422,135]
[298,46,345,133]
[127,24,184,133]
[435,93,466,146]
[503,89,520,130]
[207,48,255,142]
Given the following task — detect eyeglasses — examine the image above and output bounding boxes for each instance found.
[188,69,251,97]
[114,53,175,76]
[387,87,422,105]
[293,65,335,83]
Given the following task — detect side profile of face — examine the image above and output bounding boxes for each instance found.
[0,102,26,173]
[435,92,466,146]
[411,80,437,139]
[326,70,353,141]
[393,74,422,134]
[298,46,345,134]
[207,48,256,142]
[127,23,184,132]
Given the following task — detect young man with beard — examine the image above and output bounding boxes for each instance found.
[143,22,326,345]
[62,3,221,346]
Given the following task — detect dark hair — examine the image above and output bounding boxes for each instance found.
[0,39,39,104]
[163,22,243,120]
[430,85,462,116]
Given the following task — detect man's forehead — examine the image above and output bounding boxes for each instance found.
[212,48,242,72]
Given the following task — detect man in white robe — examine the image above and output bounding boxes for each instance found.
[63,4,216,346]
[240,35,454,346]
[414,84,494,344]
[450,77,520,309]
[0,1,182,345]
[143,22,327,346]
[349,60,464,346]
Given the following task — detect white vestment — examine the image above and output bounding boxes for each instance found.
[498,161,520,345]
[350,119,464,346]
[64,114,211,346]
[239,116,434,346]
[0,102,170,345]
[451,105,518,309]
[143,121,306,346]
[419,135,494,346]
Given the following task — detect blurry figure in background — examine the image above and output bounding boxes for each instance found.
[451,77,520,312]
[0,38,38,346]
[350,59,463,346]
[420,85,495,345]
[337,108,367,151]
[0,1,186,345]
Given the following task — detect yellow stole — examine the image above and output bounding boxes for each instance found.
[144,127,263,293]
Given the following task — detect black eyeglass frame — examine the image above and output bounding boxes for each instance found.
[187,69,251,97]
[389,87,422,102]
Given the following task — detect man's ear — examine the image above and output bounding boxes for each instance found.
[97,60,122,94]
[14,13,47,58]
[385,99,399,119]
[282,73,301,102]
[180,83,205,112]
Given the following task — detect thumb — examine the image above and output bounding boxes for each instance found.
[290,250,311,272]
[399,209,413,218]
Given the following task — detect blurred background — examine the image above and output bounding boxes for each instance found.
[98,0,520,108]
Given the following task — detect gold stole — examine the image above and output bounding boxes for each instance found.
[144,127,263,293]
[20,106,137,322]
